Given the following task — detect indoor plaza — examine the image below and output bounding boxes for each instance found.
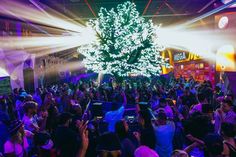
[0,0,236,157]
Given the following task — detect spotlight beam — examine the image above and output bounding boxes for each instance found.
[0,0,86,33]
[29,0,51,18]
[178,0,236,29]
[0,6,52,36]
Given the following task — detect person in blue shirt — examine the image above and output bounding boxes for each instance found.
[104,91,127,132]
[154,111,175,157]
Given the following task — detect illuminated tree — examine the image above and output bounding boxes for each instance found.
[78,1,169,78]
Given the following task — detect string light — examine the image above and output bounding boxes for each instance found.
[78,1,170,77]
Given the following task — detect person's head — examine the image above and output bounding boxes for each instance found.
[8,120,24,142]
[220,122,235,138]
[45,92,53,102]
[215,86,221,92]
[166,98,175,107]
[197,93,206,103]
[19,88,25,94]
[138,109,152,128]
[25,94,33,102]
[184,87,190,95]
[204,134,223,157]
[34,132,54,157]
[184,113,213,139]
[171,150,189,157]
[71,104,82,116]
[221,99,233,113]
[58,112,72,126]
[111,102,120,111]
[159,98,167,108]
[115,120,128,140]
[13,88,19,95]
[98,151,121,157]
[97,132,121,157]
[24,101,37,115]
[157,111,167,125]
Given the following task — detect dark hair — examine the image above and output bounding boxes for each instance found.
[115,120,127,140]
[184,113,213,139]
[222,99,233,106]
[204,134,223,156]
[197,93,206,102]
[185,87,190,90]
[202,104,213,114]
[58,112,72,125]
[159,98,166,104]
[221,122,235,137]
[23,101,37,113]
[140,127,156,150]
[111,102,120,111]
[138,109,152,129]
[96,132,121,151]
[157,111,167,121]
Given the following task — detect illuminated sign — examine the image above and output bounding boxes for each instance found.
[218,16,229,29]
[173,52,187,61]
[173,51,201,63]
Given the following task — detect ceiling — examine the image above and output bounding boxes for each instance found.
[1,0,233,27]
[37,0,227,26]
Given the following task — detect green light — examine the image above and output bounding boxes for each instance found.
[78,1,170,77]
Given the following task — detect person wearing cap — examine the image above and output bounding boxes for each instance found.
[3,120,29,157]
[214,99,236,133]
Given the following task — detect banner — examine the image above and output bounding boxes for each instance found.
[0,76,11,95]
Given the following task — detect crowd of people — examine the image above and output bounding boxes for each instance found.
[0,75,235,157]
